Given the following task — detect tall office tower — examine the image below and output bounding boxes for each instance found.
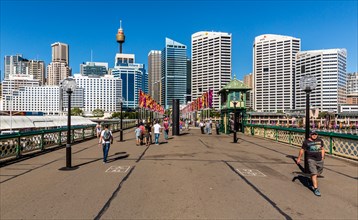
[80,62,108,76]
[148,50,162,103]
[243,73,253,110]
[253,34,300,112]
[161,38,187,109]
[4,54,29,79]
[51,42,69,65]
[73,74,120,113]
[191,31,231,110]
[112,53,147,110]
[47,42,71,85]
[347,72,358,104]
[28,60,46,85]
[295,49,347,112]
[186,59,191,103]
[47,62,70,85]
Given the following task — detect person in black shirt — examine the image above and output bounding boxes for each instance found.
[297,130,325,196]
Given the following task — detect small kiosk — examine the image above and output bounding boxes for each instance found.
[218,78,251,134]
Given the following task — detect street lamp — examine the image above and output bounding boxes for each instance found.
[119,97,124,142]
[60,78,77,169]
[232,95,238,143]
[299,75,317,172]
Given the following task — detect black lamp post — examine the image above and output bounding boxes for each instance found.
[232,96,238,143]
[60,78,77,170]
[119,97,124,142]
[299,75,317,173]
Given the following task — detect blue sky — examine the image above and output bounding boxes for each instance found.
[1,0,357,82]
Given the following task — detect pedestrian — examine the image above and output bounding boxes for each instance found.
[144,122,152,146]
[199,121,204,134]
[96,123,102,138]
[153,120,162,145]
[139,123,145,145]
[297,130,325,196]
[163,119,170,142]
[134,124,142,146]
[205,120,212,134]
[185,119,189,130]
[216,121,220,135]
[99,125,113,164]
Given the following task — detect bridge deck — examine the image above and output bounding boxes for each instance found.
[1,128,357,219]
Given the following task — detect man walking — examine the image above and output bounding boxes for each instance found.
[297,130,325,196]
[99,125,113,164]
[153,120,162,145]
[163,119,170,142]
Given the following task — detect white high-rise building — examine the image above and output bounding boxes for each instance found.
[148,50,161,103]
[73,74,122,114]
[191,31,232,110]
[295,49,347,112]
[253,34,300,112]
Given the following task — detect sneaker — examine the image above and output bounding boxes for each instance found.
[313,188,321,196]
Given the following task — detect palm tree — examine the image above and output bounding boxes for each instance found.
[92,109,104,118]
[71,107,83,116]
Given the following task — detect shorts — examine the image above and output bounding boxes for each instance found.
[308,159,324,175]
[136,135,140,141]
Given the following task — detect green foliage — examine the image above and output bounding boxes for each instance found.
[71,107,83,116]
[92,109,104,117]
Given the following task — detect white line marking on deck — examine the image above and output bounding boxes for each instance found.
[236,168,266,177]
[105,166,131,173]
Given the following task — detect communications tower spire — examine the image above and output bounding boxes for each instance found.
[116,20,125,53]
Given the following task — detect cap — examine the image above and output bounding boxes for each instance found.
[310,130,318,135]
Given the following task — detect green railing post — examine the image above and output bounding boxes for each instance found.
[289,130,292,145]
[16,135,21,158]
[58,130,62,145]
[275,129,278,141]
[264,126,266,138]
[91,127,95,137]
[41,131,45,151]
[330,135,333,155]
[82,128,85,140]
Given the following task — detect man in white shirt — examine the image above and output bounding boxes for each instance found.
[153,120,162,145]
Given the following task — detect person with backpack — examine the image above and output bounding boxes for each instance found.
[99,125,113,164]
[134,124,142,146]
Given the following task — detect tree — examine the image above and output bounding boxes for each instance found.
[71,107,83,116]
[110,112,122,119]
[92,109,104,118]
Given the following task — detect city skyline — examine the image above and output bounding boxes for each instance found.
[1,0,357,81]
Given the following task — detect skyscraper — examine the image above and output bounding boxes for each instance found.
[295,49,347,112]
[80,62,108,76]
[112,53,147,110]
[161,38,187,109]
[148,50,162,103]
[243,73,253,110]
[4,54,28,79]
[191,31,231,110]
[347,72,358,104]
[47,42,71,85]
[28,60,46,85]
[51,42,69,65]
[253,34,300,112]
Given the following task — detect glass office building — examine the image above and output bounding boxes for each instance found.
[112,53,147,110]
[161,38,187,109]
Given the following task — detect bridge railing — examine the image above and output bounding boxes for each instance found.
[0,119,137,162]
[244,124,358,160]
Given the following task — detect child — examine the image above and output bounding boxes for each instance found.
[135,125,142,146]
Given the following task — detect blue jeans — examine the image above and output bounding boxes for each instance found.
[164,130,169,140]
[154,133,160,144]
[102,142,110,162]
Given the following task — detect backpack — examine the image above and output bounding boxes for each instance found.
[103,130,111,142]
